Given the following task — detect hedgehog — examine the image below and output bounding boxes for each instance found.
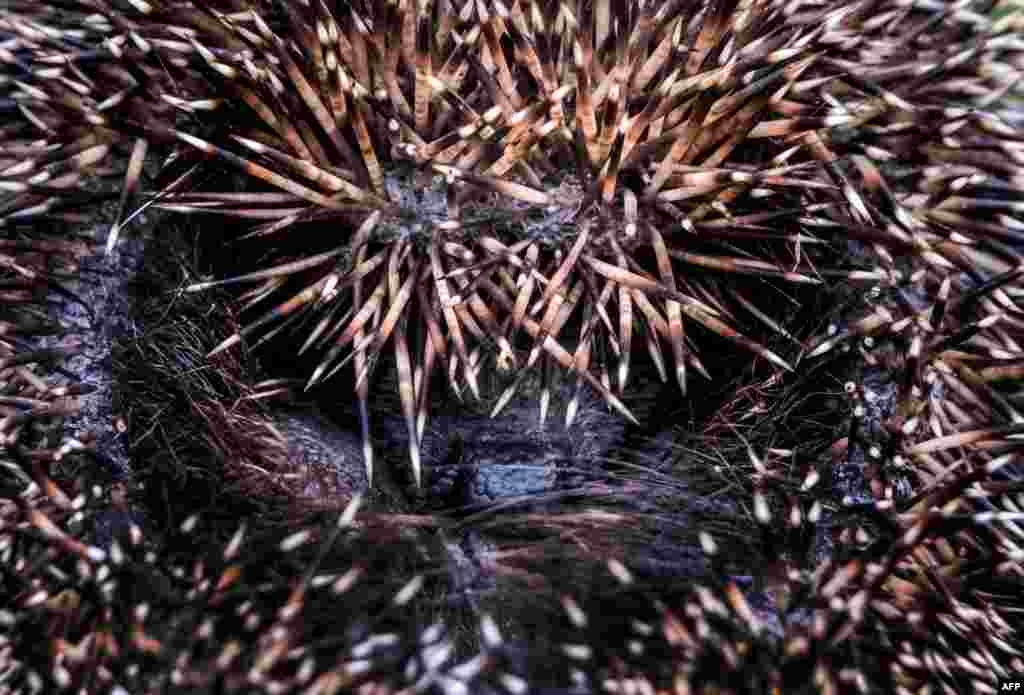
[2,0,1024,693]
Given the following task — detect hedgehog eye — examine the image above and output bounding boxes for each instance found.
[446,432,465,468]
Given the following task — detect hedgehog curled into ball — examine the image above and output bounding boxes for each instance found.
[2,0,1024,691]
